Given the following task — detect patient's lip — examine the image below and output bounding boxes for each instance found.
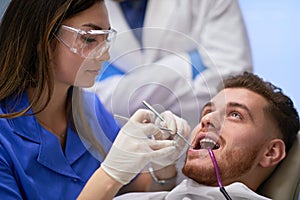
[192,132,220,150]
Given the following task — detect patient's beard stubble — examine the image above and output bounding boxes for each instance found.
[182,145,260,186]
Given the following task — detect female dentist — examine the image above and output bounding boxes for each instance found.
[0,0,189,199]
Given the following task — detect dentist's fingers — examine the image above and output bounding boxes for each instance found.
[159,111,177,134]
[130,109,155,123]
[147,139,175,150]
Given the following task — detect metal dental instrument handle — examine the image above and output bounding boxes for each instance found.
[142,101,193,148]
[114,114,174,133]
[142,101,166,123]
[114,113,192,148]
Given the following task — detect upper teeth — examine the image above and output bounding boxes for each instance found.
[199,138,218,149]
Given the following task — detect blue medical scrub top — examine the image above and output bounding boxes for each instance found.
[0,91,120,199]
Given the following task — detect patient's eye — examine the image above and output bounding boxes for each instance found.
[228,111,242,120]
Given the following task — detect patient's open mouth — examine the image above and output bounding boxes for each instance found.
[193,136,220,150]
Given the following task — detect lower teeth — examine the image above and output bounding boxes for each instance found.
[200,142,217,149]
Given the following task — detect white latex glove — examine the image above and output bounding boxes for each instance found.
[152,111,191,168]
[101,109,177,185]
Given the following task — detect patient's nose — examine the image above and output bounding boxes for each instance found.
[201,113,221,131]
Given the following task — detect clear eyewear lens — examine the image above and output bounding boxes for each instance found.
[58,25,117,59]
[80,30,117,59]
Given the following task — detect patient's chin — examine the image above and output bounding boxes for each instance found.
[182,161,218,186]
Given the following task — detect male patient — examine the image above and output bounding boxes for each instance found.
[114,72,299,199]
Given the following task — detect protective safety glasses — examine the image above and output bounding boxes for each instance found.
[55,25,117,59]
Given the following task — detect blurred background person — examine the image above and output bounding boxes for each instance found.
[89,0,253,129]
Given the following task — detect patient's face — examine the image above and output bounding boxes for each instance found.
[182,88,277,186]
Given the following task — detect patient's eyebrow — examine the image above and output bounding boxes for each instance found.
[228,102,254,122]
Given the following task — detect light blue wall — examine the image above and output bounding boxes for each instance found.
[239,0,300,111]
[0,0,9,19]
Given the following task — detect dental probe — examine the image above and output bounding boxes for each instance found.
[114,113,192,148]
[142,101,166,123]
[142,101,193,148]
[114,114,175,133]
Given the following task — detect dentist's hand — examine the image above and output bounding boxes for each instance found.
[153,111,191,167]
[101,109,177,185]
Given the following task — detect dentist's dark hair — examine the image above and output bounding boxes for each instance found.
[0,0,106,157]
[0,0,103,118]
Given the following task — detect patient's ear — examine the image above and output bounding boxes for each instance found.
[259,139,286,168]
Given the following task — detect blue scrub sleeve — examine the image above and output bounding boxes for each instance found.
[0,140,23,199]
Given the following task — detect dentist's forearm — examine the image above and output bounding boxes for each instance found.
[78,168,122,200]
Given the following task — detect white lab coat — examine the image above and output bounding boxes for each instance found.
[89,0,253,128]
[114,179,271,200]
